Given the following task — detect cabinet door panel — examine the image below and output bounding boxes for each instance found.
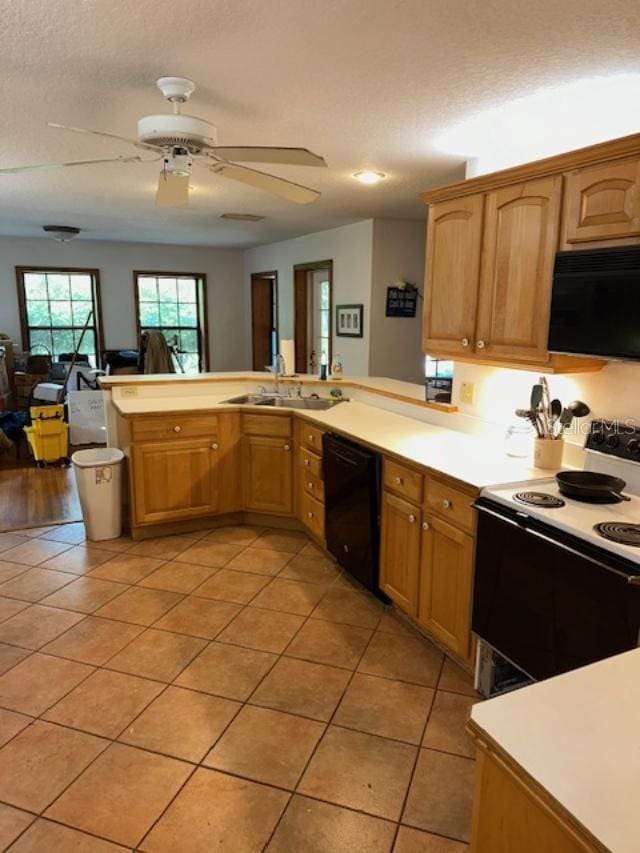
[418,515,474,659]
[242,435,293,514]
[379,491,421,615]
[476,176,561,362]
[423,194,484,356]
[563,158,640,245]
[132,438,219,525]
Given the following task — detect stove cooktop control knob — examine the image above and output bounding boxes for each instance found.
[606,433,620,449]
[628,438,640,454]
[591,430,605,445]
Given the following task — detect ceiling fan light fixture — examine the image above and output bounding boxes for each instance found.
[42,225,81,242]
[354,170,386,185]
[220,213,265,222]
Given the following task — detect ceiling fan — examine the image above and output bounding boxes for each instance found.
[0,76,327,206]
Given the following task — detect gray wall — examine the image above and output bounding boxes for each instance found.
[0,236,247,371]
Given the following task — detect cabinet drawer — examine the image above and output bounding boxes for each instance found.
[302,470,325,503]
[300,447,323,479]
[242,414,292,437]
[131,414,219,442]
[384,459,424,503]
[300,490,325,540]
[424,478,475,532]
[301,423,324,454]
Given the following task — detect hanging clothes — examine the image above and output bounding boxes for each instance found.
[141,331,176,374]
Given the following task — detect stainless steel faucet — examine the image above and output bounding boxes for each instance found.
[274,353,285,396]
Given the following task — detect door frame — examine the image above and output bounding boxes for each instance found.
[250,270,278,370]
[293,260,333,373]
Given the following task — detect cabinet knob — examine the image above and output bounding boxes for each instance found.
[211,442,218,450]
[394,476,403,485]
[308,482,314,489]
[283,443,291,451]
[308,511,314,519]
[477,340,486,350]
[461,337,470,347]
[173,425,182,433]
[308,434,314,442]
[442,499,452,509]
[422,521,430,531]
[304,459,310,466]
[408,514,416,523]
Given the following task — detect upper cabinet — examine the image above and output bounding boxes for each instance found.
[562,157,640,246]
[422,195,484,357]
[476,176,562,363]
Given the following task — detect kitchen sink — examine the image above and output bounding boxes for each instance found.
[223,394,343,411]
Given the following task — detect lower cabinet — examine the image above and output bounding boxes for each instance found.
[131,437,220,525]
[379,491,421,616]
[418,514,475,660]
[242,434,294,514]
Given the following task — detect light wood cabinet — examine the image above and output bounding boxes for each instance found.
[131,437,220,525]
[418,514,475,660]
[242,434,293,515]
[563,157,640,246]
[476,176,562,363]
[379,491,421,615]
[422,194,484,356]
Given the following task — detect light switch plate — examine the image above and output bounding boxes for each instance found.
[460,382,475,405]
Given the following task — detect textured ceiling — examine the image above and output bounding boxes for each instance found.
[0,0,638,248]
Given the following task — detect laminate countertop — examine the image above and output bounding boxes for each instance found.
[470,649,640,853]
[112,395,559,490]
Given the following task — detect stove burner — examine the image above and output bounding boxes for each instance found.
[514,491,566,508]
[594,522,640,547]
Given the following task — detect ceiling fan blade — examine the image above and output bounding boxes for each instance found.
[0,155,148,174]
[156,172,190,207]
[208,146,326,167]
[213,163,320,204]
[48,122,164,154]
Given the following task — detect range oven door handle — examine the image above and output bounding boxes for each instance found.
[475,502,637,583]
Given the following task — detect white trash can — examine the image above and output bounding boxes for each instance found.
[72,447,125,541]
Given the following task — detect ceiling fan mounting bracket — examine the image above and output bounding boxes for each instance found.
[155,76,196,104]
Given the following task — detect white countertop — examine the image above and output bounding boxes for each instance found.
[471,649,640,853]
[112,394,555,489]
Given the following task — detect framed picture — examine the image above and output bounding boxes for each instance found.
[336,304,363,337]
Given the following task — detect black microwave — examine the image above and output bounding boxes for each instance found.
[548,245,640,361]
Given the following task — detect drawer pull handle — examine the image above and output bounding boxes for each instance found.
[422,521,430,531]
[211,442,219,450]
[442,499,452,509]
[477,340,486,350]
[394,476,403,485]
[308,482,313,489]
[461,337,470,347]
[173,425,182,433]
[283,444,291,451]
[308,511,314,519]
[304,459,310,466]
[308,434,314,442]
[408,514,416,523]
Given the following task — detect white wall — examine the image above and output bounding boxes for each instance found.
[0,236,247,371]
[244,220,374,375]
[369,219,426,384]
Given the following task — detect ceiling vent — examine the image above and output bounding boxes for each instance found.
[42,225,81,242]
[220,213,265,222]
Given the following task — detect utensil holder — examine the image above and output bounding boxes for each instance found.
[533,437,564,470]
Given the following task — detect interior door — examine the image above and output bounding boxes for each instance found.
[294,267,308,373]
[422,194,484,356]
[251,275,275,370]
[475,175,562,363]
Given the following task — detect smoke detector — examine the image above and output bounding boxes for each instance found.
[42,225,81,242]
[220,213,265,222]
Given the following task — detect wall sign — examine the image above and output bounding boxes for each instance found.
[385,285,418,317]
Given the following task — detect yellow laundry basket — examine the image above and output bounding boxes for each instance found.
[25,404,70,466]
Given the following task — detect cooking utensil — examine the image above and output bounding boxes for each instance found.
[530,384,543,411]
[559,400,591,432]
[515,408,542,437]
[556,471,631,503]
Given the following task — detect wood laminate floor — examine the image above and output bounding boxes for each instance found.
[0,466,81,532]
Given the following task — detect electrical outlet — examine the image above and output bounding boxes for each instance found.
[120,386,138,397]
[460,382,475,405]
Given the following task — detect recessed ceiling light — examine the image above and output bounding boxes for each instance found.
[220,213,265,222]
[353,170,385,185]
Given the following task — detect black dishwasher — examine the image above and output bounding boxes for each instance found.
[322,433,385,599]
